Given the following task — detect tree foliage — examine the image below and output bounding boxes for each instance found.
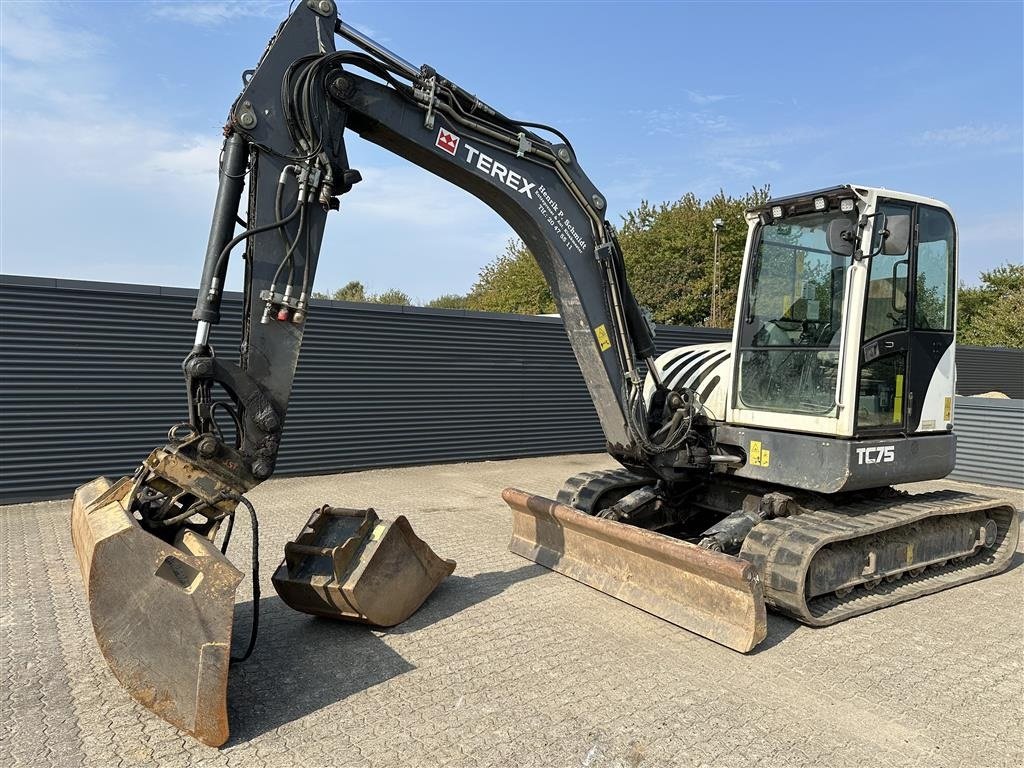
[313,280,411,306]
[617,187,770,326]
[430,187,769,322]
[318,192,1021,351]
[463,240,555,314]
[370,288,410,306]
[426,293,475,310]
[957,262,1024,348]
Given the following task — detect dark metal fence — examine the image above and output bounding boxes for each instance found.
[2,275,1020,504]
[949,397,1024,489]
[955,346,1024,398]
[0,276,726,504]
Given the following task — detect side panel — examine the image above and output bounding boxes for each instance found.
[915,343,955,432]
[645,342,732,419]
[715,425,956,493]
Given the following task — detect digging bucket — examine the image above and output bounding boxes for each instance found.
[503,488,767,653]
[71,476,243,747]
[272,505,455,626]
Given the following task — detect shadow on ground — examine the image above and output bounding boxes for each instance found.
[224,564,545,743]
[225,598,409,743]
[387,564,548,635]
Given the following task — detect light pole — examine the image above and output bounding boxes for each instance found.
[712,218,724,326]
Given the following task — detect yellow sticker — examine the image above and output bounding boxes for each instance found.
[594,324,612,352]
[749,440,762,467]
[749,440,770,467]
[893,373,904,423]
[943,396,952,422]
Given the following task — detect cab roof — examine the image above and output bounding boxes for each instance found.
[748,185,951,216]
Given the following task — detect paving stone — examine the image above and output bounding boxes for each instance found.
[1,454,1021,767]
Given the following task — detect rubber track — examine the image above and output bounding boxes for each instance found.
[740,490,1020,626]
[556,469,653,513]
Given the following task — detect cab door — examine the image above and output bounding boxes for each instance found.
[855,201,913,435]
[905,205,956,431]
[854,202,956,436]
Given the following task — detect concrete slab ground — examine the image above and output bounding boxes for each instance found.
[2,453,1022,768]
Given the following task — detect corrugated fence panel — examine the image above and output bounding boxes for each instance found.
[955,346,1024,398]
[948,397,1024,488]
[0,275,728,503]
[4,275,1020,502]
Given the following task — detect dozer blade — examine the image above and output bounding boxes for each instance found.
[503,488,767,653]
[272,505,455,626]
[71,476,243,747]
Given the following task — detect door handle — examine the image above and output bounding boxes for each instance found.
[884,341,895,349]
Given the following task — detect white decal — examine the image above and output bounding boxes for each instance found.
[535,184,587,254]
[435,127,460,156]
[463,144,535,198]
[856,446,895,465]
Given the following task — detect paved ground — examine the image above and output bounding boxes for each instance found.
[2,453,1022,768]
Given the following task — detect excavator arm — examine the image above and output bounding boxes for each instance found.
[138,1,713,544]
[70,2,752,747]
[185,2,663,491]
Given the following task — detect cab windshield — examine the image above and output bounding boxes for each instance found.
[737,210,851,415]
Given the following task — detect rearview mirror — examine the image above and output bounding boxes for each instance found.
[881,214,910,255]
[826,218,856,257]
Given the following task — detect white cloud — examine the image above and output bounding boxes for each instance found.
[709,126,829,153]
[918,123,1016,147]
[0,2,511,299]
[149,1,283,26]
[715,157,782,179]
[958,211,1023,245]
[686,90,737,106]
[630,108,733,137]
[0,2,104,64]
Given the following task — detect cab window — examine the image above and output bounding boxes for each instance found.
[862,203,911,341]
[736,211,848,415]
[915,206,955,330]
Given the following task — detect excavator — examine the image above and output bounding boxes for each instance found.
[71,0,1019,748]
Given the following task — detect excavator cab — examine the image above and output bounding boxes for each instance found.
[507,185,1015,660]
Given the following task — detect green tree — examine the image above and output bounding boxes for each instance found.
[465,239,556,314]
[617,186,770,326]
[312,280,411,305]
[312,280,367,302]
[369,288,412,306]
[957,262,1024,348]
[462,187,770,324]
[427,293,474,310]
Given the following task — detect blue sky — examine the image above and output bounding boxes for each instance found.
[2,0,1021,300]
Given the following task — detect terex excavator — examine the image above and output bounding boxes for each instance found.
[71,0,1019,747]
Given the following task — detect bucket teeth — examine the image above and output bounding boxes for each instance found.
[272,505,455,626]
[503,488,767,653]
[71,476,243,747]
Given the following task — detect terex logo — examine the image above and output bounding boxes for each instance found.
[463,144,535,198]
[435,127,460,156]
[856,445,895,465]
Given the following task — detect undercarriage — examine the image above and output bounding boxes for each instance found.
[526,468,1020,631]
